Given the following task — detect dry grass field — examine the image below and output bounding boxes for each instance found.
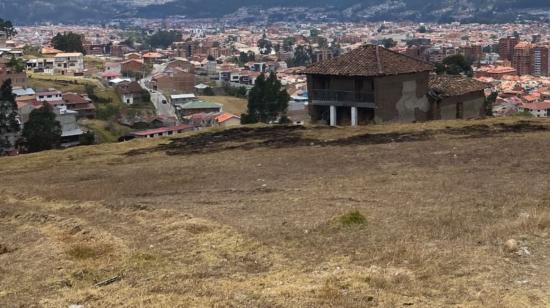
[3,118,550,307]
[199,95,248,115]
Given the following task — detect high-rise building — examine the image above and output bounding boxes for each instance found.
[512,42,532,76]
[499,36,519,62]
[530,46,550,77]
[461,45,483,64]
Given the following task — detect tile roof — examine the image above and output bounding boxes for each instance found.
[304,44,434,77]
[429,75,490,97]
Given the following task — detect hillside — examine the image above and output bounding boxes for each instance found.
[1,0,549,24]
[2,118,550,306]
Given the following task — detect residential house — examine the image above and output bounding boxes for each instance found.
[121,59,144,75]
[0,64,27,88]
[115,81,147,105]
[519,101,550,118]
[53,106,85,147]
[62,93,96,118]
[54,52,84,76]
[304,44,434,126]
[428,75,489,120]
[26,58,55,73]
[152,67,195,94]
[129,124,194,139]
[174,99,222,117]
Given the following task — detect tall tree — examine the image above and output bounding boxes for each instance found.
[22,103,62,153]
[241,72,289,124]
[51,32,85,54]
[257,34,273,55]
[0,79,20,154]
[0,18,16,38]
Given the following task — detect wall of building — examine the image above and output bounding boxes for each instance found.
[438,92,486,120]
[373,72,430,123]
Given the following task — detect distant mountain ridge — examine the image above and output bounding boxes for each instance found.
[1,0,549,24]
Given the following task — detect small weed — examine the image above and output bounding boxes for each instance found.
[339,211,367,227]
[66,243,111,260]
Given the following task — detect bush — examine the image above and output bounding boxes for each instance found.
[79,131,95,145]
[338,211,367,226]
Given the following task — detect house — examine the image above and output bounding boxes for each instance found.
[174,100,222,117]
[0,64,27,88]
[121,59,144,75]
[54,52,84,76]
[129,124,194,139]
[151,67,195,94]
[53,106,85,147]
[115,81,148,105]
[124,53,142,60]
[428,75,490,120]
[518,101,550,118]
[143,52,163,63]
[104,62,122,74]
[304,44,434,126]
[101,71,121,81]
[41,47,62,57]
[35,89,64,105]
[170,93,197,105]
[62,93,96,118]
[26,58,55,74]
[166,58,194,73]
[182,112,240,128]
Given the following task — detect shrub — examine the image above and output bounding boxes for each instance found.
[339,211,367,226]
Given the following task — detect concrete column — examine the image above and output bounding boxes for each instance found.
[351,106,358,127]
[330,105,337,126]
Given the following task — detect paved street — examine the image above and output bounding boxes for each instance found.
[139,63,177,119]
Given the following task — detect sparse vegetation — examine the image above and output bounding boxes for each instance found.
[338,210,367,226]
[3,118,550,306]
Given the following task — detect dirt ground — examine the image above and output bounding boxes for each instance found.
[2,118,550,307]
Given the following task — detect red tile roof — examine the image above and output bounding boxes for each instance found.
[304,44,434,77]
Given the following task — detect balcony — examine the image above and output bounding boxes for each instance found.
[310,89,376,108]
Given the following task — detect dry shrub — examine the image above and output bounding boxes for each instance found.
[66,242,112,260]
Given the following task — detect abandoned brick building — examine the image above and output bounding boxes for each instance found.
[304,44,488,125]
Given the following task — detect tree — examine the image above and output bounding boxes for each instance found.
[7,56,24,73]
[381,38,396,49]
[146,30,181,49]
[51,32,85,54]
[0,18,16,38]
[485,91,498,116]
[239,51,255,63]
[241,72,289,124]
[0,79,20,154]
[286,45,312,67]
[22,103,62,153]
[257,34,273,55]
[282,37,295,52]
[436,54,473,77]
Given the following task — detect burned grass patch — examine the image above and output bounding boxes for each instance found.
[126,121,550,157]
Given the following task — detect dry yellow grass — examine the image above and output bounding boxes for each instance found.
[2,118,550,307]
[199,95,247,115]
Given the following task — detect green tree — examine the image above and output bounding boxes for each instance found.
[7,56,24,73]
[51,32,85,54]
[147,30,182,49]
[436,54,473,77]
[287,45,312,67]
[0,18,16,38]
[381,38,396,49]
[282,37,295,52]
[257,34,273,55]
[0,79,20,154]
[241,73,289,124]
[22,103,62,153]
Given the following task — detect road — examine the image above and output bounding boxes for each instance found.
[139,63,177,119]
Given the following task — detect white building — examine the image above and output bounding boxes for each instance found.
[519,102,550,118]
[54,52,84,75]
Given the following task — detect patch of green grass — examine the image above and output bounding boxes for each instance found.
[338,211,367,227]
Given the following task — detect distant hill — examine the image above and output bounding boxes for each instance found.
[1,0,550,24]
